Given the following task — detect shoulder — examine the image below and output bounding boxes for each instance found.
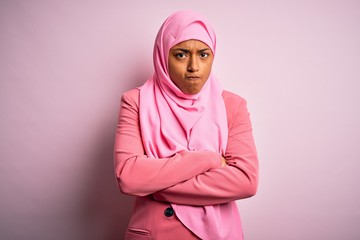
[122,88,140,100]
[222,90,247,106]
[222,90,249,127]
[121,88,140,107]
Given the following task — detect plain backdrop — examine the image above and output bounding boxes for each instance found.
[1,0,359,239]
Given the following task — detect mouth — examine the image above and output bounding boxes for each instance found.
[186,76,200,81]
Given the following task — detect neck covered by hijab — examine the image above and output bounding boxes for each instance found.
[139,10,242,239]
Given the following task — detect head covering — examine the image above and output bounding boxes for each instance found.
[139,10,242,239]
[152,10,216,100]
[140,9,227,158]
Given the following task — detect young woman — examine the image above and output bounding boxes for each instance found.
[114,10,259,240]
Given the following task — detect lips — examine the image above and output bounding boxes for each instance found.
[186,76,200,80]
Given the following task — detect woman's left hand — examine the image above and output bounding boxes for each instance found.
[221,156,227,167]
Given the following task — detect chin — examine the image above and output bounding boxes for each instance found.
[184,89,201,95]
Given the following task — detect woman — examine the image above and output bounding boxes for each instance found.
[114,10,259,240]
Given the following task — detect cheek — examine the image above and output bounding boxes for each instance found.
[169,63,184,80]
[168,66,176,81]
[203,62,213,78]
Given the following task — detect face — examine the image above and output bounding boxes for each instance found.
[168,40,214,95]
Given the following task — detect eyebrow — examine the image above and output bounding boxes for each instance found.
[172,48,211,53]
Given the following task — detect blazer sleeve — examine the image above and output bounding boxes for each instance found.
[153,93,259,206]
[114,89,222,197]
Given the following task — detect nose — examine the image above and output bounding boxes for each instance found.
[187,56,199,72]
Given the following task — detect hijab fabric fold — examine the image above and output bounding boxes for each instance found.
[139,10,242,239]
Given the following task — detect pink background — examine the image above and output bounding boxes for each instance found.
[1,1,359,239]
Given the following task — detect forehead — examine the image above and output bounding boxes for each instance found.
[170,39,210,50]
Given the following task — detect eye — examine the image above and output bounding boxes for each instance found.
[175,53,187,59]
[200,52,210,58]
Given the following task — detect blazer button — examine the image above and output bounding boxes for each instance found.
[164,207,174,217]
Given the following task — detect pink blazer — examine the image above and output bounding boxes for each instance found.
[114,88,258,239]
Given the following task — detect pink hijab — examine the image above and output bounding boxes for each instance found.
[139,10,242,239]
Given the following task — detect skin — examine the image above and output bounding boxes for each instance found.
[168,39,214,95]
